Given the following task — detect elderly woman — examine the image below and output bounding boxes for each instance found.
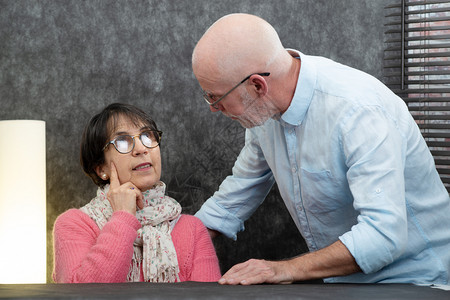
[53,103,221,283]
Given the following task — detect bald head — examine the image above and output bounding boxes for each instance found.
[192,13,287,83]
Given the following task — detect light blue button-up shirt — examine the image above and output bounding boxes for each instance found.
[195,50,450,284]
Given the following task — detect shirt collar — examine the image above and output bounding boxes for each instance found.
[280,49,317,127]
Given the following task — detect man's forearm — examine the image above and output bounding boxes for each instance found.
[287,240,361,281]
[219,239,361,285]
[207,228,221,239]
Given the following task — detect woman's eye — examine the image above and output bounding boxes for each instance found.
[115,137,130,149]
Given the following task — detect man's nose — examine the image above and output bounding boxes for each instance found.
[210,104,222,112]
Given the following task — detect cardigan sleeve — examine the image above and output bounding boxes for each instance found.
[52,209,141,283]
[172,215,221,282]
[190,217,222,282]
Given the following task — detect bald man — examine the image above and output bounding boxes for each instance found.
[193,13,450,285]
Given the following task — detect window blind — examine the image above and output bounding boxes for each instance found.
[384,0,450,193]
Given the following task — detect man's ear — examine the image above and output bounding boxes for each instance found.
[249,74,269,96]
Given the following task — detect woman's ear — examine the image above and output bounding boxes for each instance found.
[95,164,109,180]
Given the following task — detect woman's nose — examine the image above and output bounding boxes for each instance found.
[132,137,148,155]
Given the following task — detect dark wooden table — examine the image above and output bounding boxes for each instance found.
[0,282,448,299]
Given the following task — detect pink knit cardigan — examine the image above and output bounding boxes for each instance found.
[53,209,221,283]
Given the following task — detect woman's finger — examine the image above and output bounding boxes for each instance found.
[109,162,120,189]
[130,185,144,210]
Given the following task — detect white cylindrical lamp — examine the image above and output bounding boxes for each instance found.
[0,120,46,283]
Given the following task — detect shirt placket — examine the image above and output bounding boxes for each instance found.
[284,125,316,251]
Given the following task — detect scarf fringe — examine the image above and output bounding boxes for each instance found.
[143,265,180,283]
[127,247,143,282]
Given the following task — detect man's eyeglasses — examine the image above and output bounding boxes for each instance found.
[203,72,270,109]
[103,130,162,154]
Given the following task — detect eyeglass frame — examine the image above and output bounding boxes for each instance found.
[202,72,270,109]
[102,130,163,154]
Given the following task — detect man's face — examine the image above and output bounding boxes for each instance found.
[198,79,277,128]
[223,89,277,128]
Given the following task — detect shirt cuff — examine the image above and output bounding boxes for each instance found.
[195,200,244,241]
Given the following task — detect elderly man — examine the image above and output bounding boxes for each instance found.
[192,13,450,285]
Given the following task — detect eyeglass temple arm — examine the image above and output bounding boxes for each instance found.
[239,72,270,84]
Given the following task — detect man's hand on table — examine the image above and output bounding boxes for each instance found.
[218,259,294,285]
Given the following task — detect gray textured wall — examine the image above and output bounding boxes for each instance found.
[0,0,391,282]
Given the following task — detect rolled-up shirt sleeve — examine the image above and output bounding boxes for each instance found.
[195,129,275,240]
[338,105,408,274]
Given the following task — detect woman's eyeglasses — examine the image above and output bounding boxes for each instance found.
[103,130,162,154]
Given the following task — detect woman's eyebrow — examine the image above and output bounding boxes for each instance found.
[111,131,129,137]
[112,127,152,137]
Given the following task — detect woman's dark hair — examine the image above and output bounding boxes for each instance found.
[80,103,159,187]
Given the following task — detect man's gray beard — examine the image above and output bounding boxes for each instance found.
[228,90,278,129]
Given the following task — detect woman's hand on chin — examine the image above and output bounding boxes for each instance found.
[107,162,144,215]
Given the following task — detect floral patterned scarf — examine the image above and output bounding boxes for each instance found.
[80,181,182,282]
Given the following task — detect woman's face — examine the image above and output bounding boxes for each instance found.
[96,115,161,192]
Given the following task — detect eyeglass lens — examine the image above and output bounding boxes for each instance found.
[114,131,160,153]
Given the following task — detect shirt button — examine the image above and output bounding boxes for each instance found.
[292,167,297,173]
[376,188,381,193]
[296,204,303,211]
